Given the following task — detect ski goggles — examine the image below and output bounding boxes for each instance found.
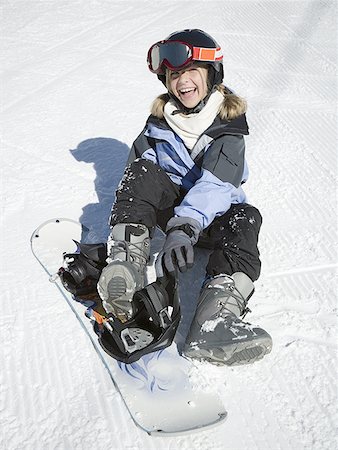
[147,40,223,74]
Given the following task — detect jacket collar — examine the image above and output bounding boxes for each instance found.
[147,112,249,139]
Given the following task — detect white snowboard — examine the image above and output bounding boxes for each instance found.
[31,218,227,436]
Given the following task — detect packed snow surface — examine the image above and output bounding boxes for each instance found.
[1,1,337,449]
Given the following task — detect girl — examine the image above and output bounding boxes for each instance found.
[97,29,272,365]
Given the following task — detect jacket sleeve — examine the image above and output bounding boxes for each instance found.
[174,167,247,229]
[126,126,156,165]
[174,133,248,229]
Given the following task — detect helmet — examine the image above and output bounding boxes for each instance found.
[147,29,224,89]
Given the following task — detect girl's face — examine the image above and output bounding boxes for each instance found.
[168,65,209,109]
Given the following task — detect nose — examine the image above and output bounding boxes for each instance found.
[177,70,190,82]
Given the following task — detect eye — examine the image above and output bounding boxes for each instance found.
[170,71,180,79]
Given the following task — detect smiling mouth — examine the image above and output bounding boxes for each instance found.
[179,87,196,97]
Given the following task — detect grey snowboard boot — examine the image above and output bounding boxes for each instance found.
[184,273,272,365]
[97,223,150,322]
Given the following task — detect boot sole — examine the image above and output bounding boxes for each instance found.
[98,262,141,318]
[107,276,128,300]
[184,335,272,366]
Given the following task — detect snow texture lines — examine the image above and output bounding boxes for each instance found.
[1,3,177,112]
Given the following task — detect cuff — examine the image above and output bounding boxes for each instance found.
[166,216,202,245]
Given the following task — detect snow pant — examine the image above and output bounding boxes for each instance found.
[110,159,262,281]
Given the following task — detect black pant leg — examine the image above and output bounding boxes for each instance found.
[204,203,262,281]
[110,159,180,231]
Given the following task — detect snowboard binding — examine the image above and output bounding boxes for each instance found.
[95,275,181,363]
[57,242,181,363]
[57,241,107,297]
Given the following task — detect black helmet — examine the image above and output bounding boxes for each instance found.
[147,29,224,89]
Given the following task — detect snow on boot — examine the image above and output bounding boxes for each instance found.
[97,223,150,322]
[184,273,272,365]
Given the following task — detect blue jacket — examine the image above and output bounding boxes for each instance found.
[128,113,249,229]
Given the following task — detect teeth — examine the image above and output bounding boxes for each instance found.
[180,88,195,94]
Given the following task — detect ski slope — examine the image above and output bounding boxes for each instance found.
[1,1,337,449]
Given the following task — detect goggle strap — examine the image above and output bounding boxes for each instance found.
[192,46,223,62]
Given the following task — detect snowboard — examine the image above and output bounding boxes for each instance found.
[30,218,227,436]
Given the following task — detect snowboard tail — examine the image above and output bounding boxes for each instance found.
[31,218,227,435]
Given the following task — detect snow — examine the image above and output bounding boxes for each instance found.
[1,1,337,449]
[201,317,226,332]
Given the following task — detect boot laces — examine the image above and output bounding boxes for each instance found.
[108,239,149,269]
[208,276,251,318]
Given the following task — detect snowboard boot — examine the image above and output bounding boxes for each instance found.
[97,223,150,322]
[184,273,272,365]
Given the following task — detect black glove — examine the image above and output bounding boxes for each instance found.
[155,217,202,278]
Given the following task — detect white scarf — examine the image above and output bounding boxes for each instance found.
[163,89,224,149]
